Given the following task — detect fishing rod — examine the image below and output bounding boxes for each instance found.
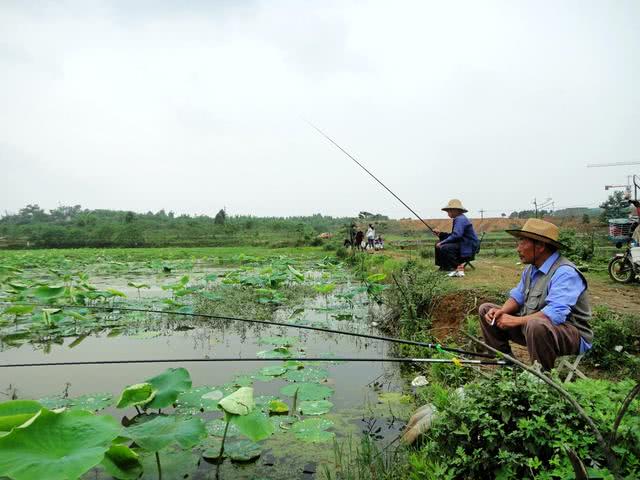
[0,302,496,359]
[0,357,508,368]
[306,120,438,236]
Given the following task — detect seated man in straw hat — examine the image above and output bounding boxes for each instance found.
[433,199,479,277]
[478,218,593,371]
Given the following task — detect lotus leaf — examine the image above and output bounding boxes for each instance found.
[270,415,298,432]
[67,393,113,412]
[225,439,262,462]
[201,437,224,461]
[101,444,142,480]
[175,386,224,413]
[116,383,156,409]
[145,367,192,409]
[291,417,335,443]
[298,400,333,416]
[0,400,41,433]
[206,419,240,438]
[2,305,34,316]
[284,360,304,370]
[125,415,206,452]
[259,366,287,377]
[268,400,289,414]
[230,409,274,442]
[287,265,305,281]
[256,347,292,359]
[32,285,66,300]
[0,408,121,480]
[280,383,334,401]
[140,448,198,480]
[284,367,329,383]
[218,387,255,416]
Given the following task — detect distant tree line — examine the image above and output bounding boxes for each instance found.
[0,204,360,249]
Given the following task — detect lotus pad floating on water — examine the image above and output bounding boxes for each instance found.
[280,383,334,401]
[283,367,329,383]
[225,439,263,461]
[206,419,241,438]
[259,366,287,377]
[0,408,121,480]
[291,418,335,443]
[298,400,333,416]
[268,400,289,414]
[175,386,224,413]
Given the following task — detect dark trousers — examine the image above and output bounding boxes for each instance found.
[478,303,582,371]
[435,243,460,271]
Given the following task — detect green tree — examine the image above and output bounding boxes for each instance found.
[599,191,629,222]
[214,208,227,225]
[582,213,590,224]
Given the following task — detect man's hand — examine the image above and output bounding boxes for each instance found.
[432,229,441,237]
[496,314,526,329]
[484,307,504,325]
[436,241,442,248]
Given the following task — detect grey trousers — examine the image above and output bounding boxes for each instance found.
[478,303,582,371]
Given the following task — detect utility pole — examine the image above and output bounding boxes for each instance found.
[479,209,485,220]
[532,198,538,218]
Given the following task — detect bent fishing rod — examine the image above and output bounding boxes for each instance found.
[0,357,508,369]
[0,302,496,359]
[306,120,438,236]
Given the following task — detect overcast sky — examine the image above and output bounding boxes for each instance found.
[1,0,639,219]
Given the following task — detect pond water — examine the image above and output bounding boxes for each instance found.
[0,258,412,479]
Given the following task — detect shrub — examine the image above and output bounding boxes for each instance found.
[586,306,640,376]
[558,229,594,263]
[416,371,640,479]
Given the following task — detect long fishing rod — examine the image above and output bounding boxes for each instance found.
[0,357,508,368]
[0,302,496,359]
[306,120,437,236]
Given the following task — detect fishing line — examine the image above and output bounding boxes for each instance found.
[305,120,437,235]
[0,357,508,369]
[0,301,496,359]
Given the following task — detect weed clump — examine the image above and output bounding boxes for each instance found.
[413,371,640,479]
[585,306,640,377]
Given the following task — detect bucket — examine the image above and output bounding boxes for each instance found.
[631,247,640,264]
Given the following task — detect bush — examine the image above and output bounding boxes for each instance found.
[559,229,595,263]
[586,306,640,376]
[415,371,640,479]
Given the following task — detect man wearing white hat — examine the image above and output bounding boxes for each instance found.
[434,199,479,277]
[479,218,593,371]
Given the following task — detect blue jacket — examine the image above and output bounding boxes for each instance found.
[439,214,479,258]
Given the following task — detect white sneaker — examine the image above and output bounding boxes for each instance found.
[448,270,465,277]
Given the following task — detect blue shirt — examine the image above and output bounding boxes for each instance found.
[439,214,479,258]
[509,251,592,353]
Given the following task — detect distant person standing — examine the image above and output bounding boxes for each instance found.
[433,199,479,277]
[355,230,364,250]
[366,224,375,249]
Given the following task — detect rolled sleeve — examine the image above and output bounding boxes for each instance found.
[542,267,586,325]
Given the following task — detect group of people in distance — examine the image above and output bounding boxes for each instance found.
[435,197,593,371]
[346,223,384,251]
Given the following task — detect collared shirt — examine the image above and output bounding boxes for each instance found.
[509,251,591,353]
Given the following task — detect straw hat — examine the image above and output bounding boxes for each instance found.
[506,218,564,249]
[441,199,468,213]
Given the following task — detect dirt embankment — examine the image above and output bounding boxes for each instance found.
[398,217,601,233]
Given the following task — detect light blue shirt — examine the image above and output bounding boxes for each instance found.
[509,251,591,353]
